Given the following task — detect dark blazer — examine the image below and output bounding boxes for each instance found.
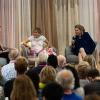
[73,32,96,55]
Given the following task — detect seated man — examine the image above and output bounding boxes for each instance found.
[56,70,82,100]
[1,49,19,81]
[0,49,19,86]
[56,55,66,72]
[84,69,100,95]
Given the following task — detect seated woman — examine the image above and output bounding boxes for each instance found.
[23,27,50,56]
[72,24,96,63]
[0,26,9,63]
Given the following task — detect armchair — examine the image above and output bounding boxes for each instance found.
[65,42,100,63]
[21,42,58,65]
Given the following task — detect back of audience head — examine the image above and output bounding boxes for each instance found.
[40,66,56,84]
[56,69,75,91]
[42,82,64,100]
[77,61,91,79]
[15,56,28,75]
[25,70,40,94]
[9,48,19,60]
[84,93,100,100]
[87,69,100,82]
[64,65,80,89]
[47,54,58,68]
[57,55,66,67]
[11,75,37,100]
[37,51,48,64]
[83,55,96,69]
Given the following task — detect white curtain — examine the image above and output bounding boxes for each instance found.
[0,0,31,50]
[54,0,79,54]
[78,0,98,41]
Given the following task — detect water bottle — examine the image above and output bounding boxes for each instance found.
[33,51,37,58]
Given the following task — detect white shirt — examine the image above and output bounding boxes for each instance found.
[1,60,17,81]
[28,35,46,53]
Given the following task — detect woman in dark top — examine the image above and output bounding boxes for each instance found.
[72,24,96,63]
[0,26,9,63]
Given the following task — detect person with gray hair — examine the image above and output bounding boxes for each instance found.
[32,51,48,74]
[56,70,82,100]
[1,48,19,82]
[56,55,66,72]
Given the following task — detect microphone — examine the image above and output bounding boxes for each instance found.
[72,36,76,45]
[72,36,76,40]
[71,36,76,50]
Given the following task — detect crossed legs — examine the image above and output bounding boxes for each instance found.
[78,48,86,63]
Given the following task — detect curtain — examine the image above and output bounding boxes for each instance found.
[97,0,100,42]
[31,0,79,55]
[31,0,58,50]
[0,0,99,55]
[0,0,31,50]
[78,0,98,41]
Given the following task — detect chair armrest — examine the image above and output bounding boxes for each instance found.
[21,44,29,58]
[3,46,12,50]
[65,46,74,57]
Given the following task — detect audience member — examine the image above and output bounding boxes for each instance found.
[64,65,84,98]
[25,70,40,94]
[56,70,82,100]
[33,51,48,74]
[4,56,28,100]
[42,82,63,100]
[47,54,58,68]
[10,75,37,100]
[77,61,91,87]
[1,48,19,82]
[84,93,100,100]
[84,69,100,95]
[39,66,56,89]
[56,55,66,72]
[83,55,97,69]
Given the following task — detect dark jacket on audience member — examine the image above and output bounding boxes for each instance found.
[33,63,46,74]
[4,78,15,100]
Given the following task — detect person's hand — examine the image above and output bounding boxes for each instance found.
[27,46,31,49]
[3,49,9,53]
[46,47,49,51]
[71,40,75,44]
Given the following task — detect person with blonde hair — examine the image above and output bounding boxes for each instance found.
[72,24,96,63]
[33,51,48,74]
[83,55,97,69]
[39,66,56,89]
[0,26,10,63]
[77,62,91,87]
[11,75,37,100]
